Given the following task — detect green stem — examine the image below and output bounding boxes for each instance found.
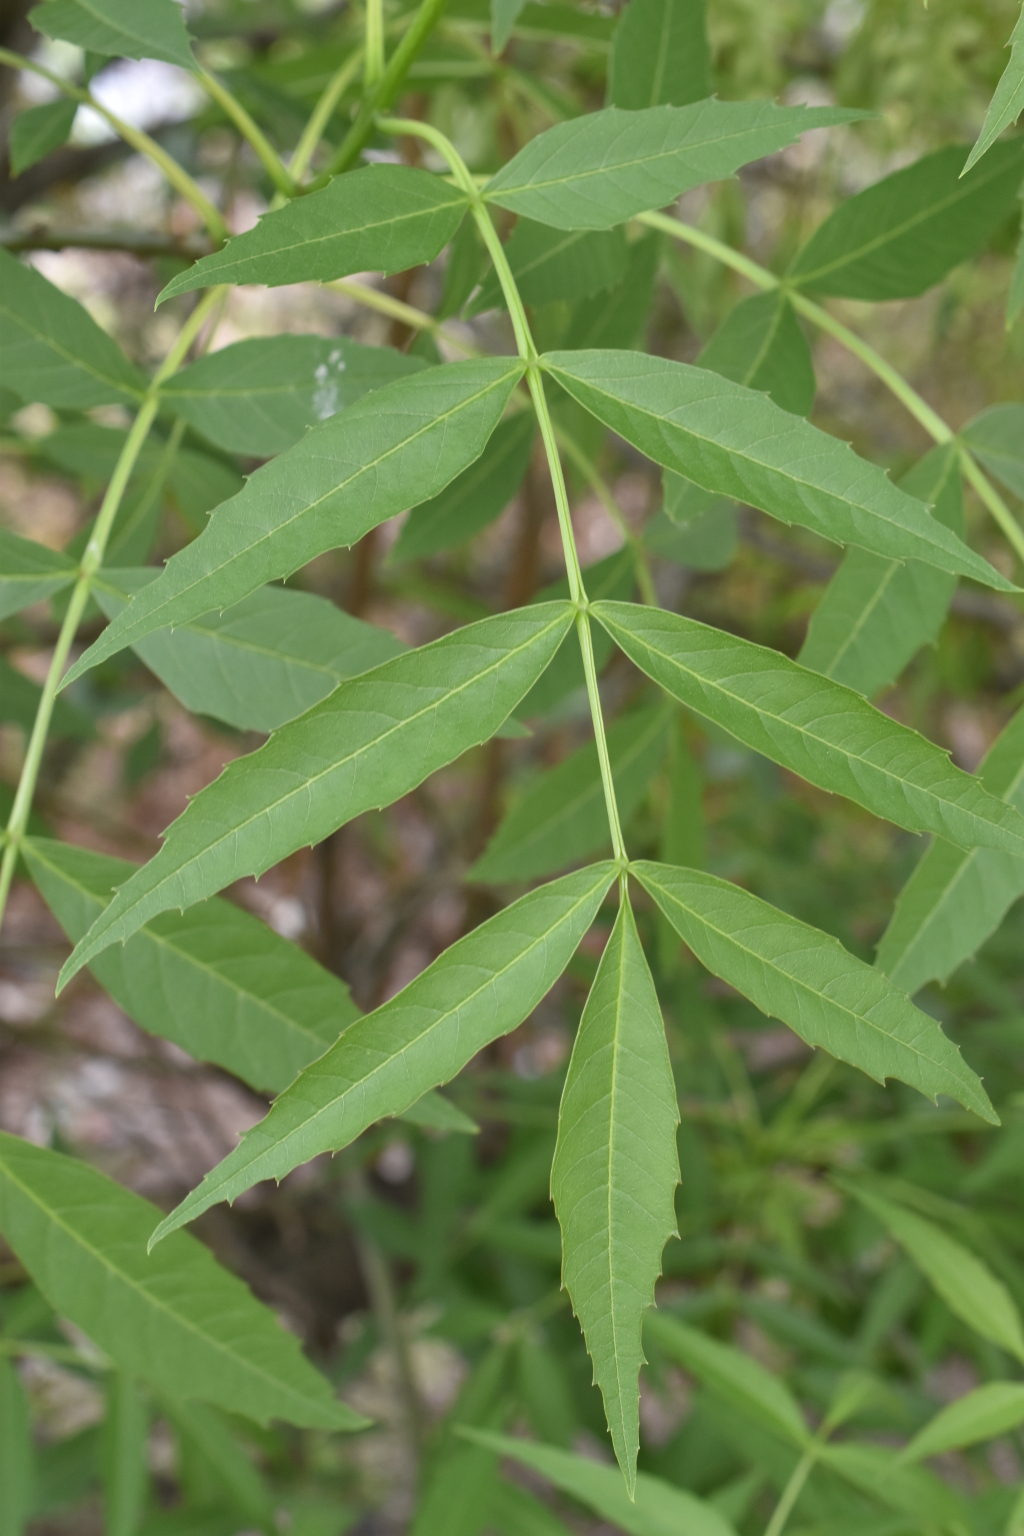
[637,208,1024,567]
[197,68,297,198]
[0,290,223,932]
[290,49,365,181]
[0,49,227,242]
[379,116,626,864]
[322,0,450,178]
[763,1446,818,1536]
[365,0,386,87]
[329,276,481,354]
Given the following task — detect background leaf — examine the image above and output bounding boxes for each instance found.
[100,1376,148,1536]
[9,98,77,175]
[491,0,527,52]
[607,0,709,109]
[963,5,1024,172]
[0,530,76,622]
[960,403,1024,500]
[695,289,815,416]
[900,1382,1024,1462]
[469,223,628,314]
[30,0,197,70]
[551,897,679,1491]
[0,1356,33,1536]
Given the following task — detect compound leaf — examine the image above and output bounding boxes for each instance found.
[595,602,1024,862]
[30,0,196,69]
[0,248,146,408]
[483,100,861,230]
[392,411,535,561]
[94,570,404,733]
[633,861,996,1121]
[23,836,359,1094]
[963,6,1024,173]
[65,358,524,682]
[900,1383,1024,1463]
[158,166,468,302]
[876,705,1024,995]
[60,603,575,984]
[470,704,670,883]
[608,0,709,110]
[841,1184,1024,1360]
[149,863,616,1243]
[0,1131,366,1429]
[544,350,1012,589]
[162,335,427,457]
[551,898,679,1491]
[799,444,962,697]
[960,403,1024,500]
[0,530,77,621]
[788,141,1024,299]
[9,98,77,174]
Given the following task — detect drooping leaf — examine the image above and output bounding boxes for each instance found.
[607,0,709,109]
[644,1312,809,1447]
[148,863,616,1243]
[0,1132,366,1429]
[633,861,996,1121]
[459,1429,737,1536]
[840,1184,1024,1361]
[0,657,93,742]
[9,98,78,175]
[0,1355,33,1536]
[545,350,1013,588]
[158,166,469,303]
[470,704,670,883]
[960,403,1024,500]
[30,0,196,69]
[900,1382,1024,1463]
[551,897,679,1491]
[470,223,629,314]
[963,6,1024,173]
[788,141,1024,299]
[59,604,575,983]
[23,837,360,1094]
[594,602,1024,861]
[0,530,77,622]
[697,289,816,416]
[483,100,862,230]
[161,335,427,457]
[64,358,524,682]
[491,0,527,51]
[876,705,1024,995]
[0,248,146,408]
[799,444,963,697]
[94,570,404,733]
[392,412,535,562]
[101,1376,149,1536]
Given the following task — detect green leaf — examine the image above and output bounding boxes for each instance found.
[491,0,527,51]
[551,897,679,1491]
[0,530,76,622]
[563,230,661,351]
[518,550,634,718]
[799,444,962,697]
[0,248,146,408]
[23,837,359,1095]
[960,403,1024,500]
[458,1429,737,1536]
[392,412,535,562]
[0,657,93,742]
[963,5,1024,173]
[157,166,469,303]
[470,704,670,883]
[697,289,815,416]
[1009,209,1024,328]
[148,863,615,1243]
[646,497,737,572]
[8,98,77,175]
[0,1355,33,1536]
[900,1382,1024,1463]
[30,0,196,69]
[608,0,709,109]
[788,141,1024,299]
[94,570,404,733]
[399,1091,480,1135]
[840,1184,1024,1361]
[59,604,575,984]
[0,1132,366,1429]
[483,100,861,230]
[161,335,427,457]
[101,1376,148,1536]
[162,1400,273,1527]
[594,602,1024,862]
[644,1312,809,1447]
[470,223,629,314]
[876,705,1024,996]
[633,861,996,1121]
[64,358,525,682]
[543,350,1014,589]
[815,1443,967,1526]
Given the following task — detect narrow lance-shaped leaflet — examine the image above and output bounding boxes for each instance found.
[148,862,617,1245]
[63,357,525,683]
[59,603,575,987]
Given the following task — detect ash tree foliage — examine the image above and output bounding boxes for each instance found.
[3,0,1024,1531]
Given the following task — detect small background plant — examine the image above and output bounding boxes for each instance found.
[2,0,1024,1532]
